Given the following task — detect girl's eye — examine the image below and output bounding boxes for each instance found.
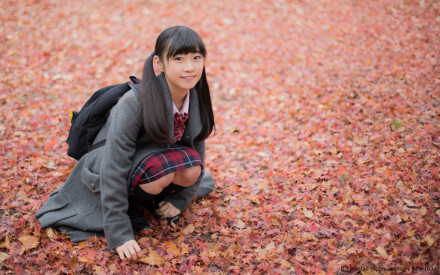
[174,57,183,61]
[194,55,202,60]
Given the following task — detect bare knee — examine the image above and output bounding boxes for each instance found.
[173,166,202,187]
[139,172,174,194]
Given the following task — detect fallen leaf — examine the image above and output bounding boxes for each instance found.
[0,252,9,262]
[2,0,439,273]
[235,219,246,229]
[402,199,415,207]
[303,208,313,218]
[164,241,180,256]
[422,236,434,248]
[70,256,78,270]
[0,234,11,249]
[376,246,387,257]
[45,228,56,240]
[137,251,164,266]
[183,223,195,234]
[280,259,292,268]
[18,235,39,252]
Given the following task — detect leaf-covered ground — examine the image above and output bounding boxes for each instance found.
[1,0,439,274]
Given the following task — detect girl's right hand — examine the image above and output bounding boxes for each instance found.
[116,240,143,260]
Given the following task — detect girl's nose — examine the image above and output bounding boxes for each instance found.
[184,60,194,71]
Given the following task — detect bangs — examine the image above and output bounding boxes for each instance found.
[165,28,207,59]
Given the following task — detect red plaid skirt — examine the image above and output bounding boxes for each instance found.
[129,145,202,194]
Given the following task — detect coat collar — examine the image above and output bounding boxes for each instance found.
[157,73,202,145]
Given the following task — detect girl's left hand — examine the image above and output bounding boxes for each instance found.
[156,201,181,218]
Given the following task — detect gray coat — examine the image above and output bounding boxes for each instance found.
[36,73,212,249]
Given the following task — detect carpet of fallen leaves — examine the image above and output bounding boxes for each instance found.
[1,0,440,274]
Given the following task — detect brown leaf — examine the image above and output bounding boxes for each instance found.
[303,208,313,218]
[402,199,415,207]
[376,246,387,257]
[183,223,195,234]
[137,251,164,266]
[45,228,56,240]
[0,252,9,262]
[164,241,180,256]
[235,219,246,229]
[419,206,427,216]
[422,236,434,248]
[18,235,39,252]
[70,256,78,271]
[0,234,11,249]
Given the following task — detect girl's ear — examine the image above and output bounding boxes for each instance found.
[153,55,164,76]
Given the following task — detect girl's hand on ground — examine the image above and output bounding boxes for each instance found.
[116,240,143,260]
[156,201,181,218]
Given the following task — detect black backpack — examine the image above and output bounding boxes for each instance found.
[66,76,141,160]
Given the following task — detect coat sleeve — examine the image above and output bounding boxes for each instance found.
[99,95,142,249]
[163,140,205,211]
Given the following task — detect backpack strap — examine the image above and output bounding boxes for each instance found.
[87,76,140,153]
[91,139,107,151]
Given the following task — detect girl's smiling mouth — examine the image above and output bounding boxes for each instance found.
[181,75,196,79]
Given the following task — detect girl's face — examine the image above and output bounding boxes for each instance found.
[155,52,205,97]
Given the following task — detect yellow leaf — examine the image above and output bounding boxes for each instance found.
[18,191,30,203]
[138,237,149,246]
[406,229,415,237]
[0,252,9,262]
[235,219,246,229]
[376,246,387,257]
[248,195,260,205]
[180,243,190,255]
[78,256,89,263]
[402,199,415,207]
[46,228,56,239]
[164,241,180,256]
[400,212,409,221]
[18,235,39,252]
[270,216,281,227]
[281,259,292,268]
[137,251,164,266]
[303,208,313,218]
[419,206,427,216]
[423,236,434,248]
[70,256,78,270]
[207,243,221,252]
[92,265,102,273]
[277,243,285,253]
[354,137,368,145]
[0,234,11,249]
[183,223,195,234]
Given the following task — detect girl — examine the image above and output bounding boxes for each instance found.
[36,26,216,260]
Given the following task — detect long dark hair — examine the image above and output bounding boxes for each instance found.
[138,26,215,144]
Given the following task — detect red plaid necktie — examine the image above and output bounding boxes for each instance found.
[174,112,189,141]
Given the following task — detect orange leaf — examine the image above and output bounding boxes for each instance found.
[0,234,11,249]
[303,208,313,218]
[18,235,39,252]
[376,246,387,257]
[235,219,246,229]
[137,251,164,266]
[183,223,195,234]
[164,241,180,256]
[0,252,9,262]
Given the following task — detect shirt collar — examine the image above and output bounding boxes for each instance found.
[173,91,190,115]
